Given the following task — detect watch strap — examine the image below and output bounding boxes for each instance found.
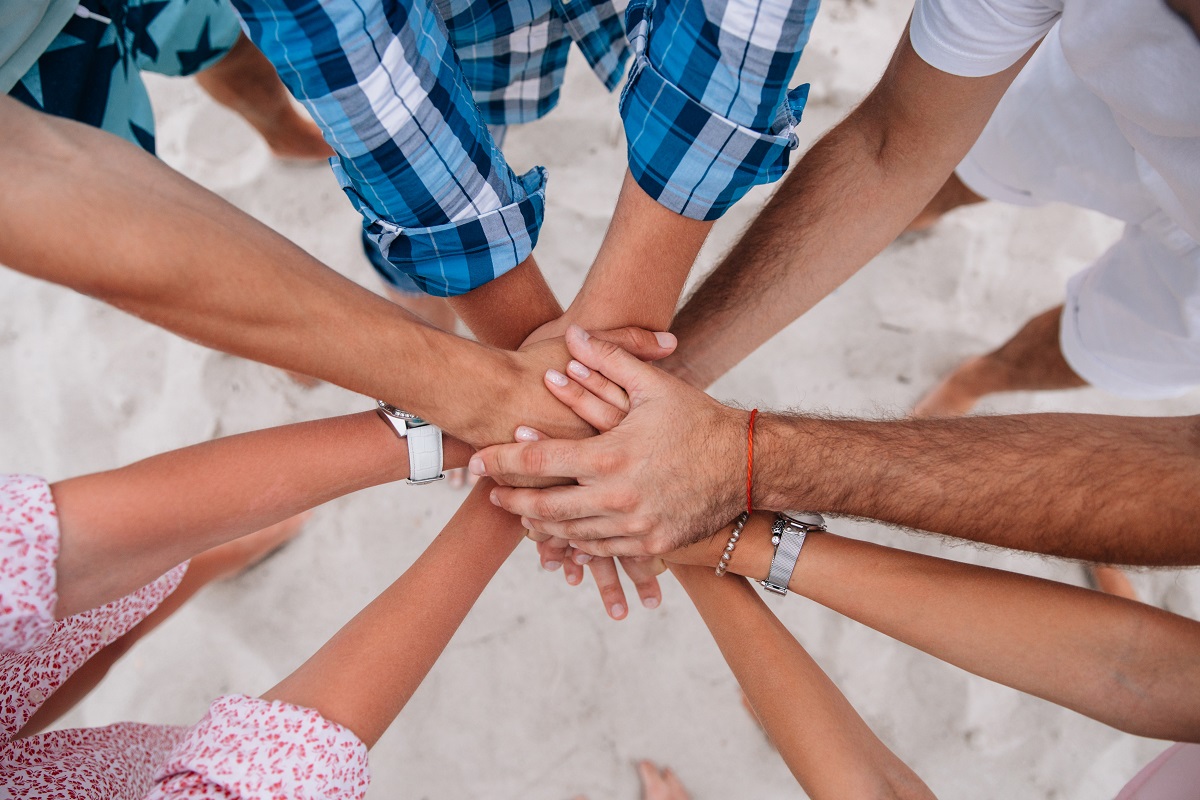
[761,516,807,596]
[405,423,444,484]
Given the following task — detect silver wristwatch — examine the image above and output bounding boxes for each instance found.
[761,511,826,596]
[376,401,445,485]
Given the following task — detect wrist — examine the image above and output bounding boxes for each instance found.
[752,412,827,513]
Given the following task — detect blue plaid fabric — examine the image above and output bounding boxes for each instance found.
[232,0,818,295]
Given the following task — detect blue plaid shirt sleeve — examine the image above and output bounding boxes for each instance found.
[620,0,819,220]
[230,0,546,296]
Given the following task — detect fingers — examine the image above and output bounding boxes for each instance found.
[566,359,629,411]
[619,556,665,610]
[592,326,677,362]
[492,484,618,527]
[470,439,590,485]
[570,536,651,559]
[566,325,658,401]
[521,514,636,542]
[544,368,627,433]
[537,535,570,571]
[586,556,628,620]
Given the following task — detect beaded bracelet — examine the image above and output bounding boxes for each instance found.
[715,512,750,577]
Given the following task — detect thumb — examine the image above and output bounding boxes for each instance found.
[591,326,677,362]
[565,324,660,403]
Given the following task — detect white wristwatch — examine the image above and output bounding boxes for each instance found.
[376,401,445,485]
[761,511,826,596]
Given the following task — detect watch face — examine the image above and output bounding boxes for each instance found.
[782,510,826,528]
[377,400,420,421]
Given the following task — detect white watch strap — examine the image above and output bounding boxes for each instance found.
[405,423,444,485]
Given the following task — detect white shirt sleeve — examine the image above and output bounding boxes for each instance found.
[910,0,1063,77]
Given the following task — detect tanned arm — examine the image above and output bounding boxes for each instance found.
[662,31,1032,388]
[672,565,934,799]
[475,332,1200,566]
[51,412,474,617]
[0,97,588,448]
[675,516,1200,742]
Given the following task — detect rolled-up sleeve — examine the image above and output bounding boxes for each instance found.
[232,0,545,296]
[619,0,818,220]
[148,695,370,799]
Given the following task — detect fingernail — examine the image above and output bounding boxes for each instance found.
[610,603,626,619]
[566,572,581,585]
[567,360,590,379]
[489,489,500,506]
[543,560,562,572]
[654,331,677,349]
[545,369,569,387]
[567,324,590,342]
[515,425,540,442]
[642,596,660,609]
[574,552,592,565]
[468,456,486,476]
[521,517,533,530]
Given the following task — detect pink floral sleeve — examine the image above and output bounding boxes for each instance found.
[149,695,370,800]
[0,475,60,654]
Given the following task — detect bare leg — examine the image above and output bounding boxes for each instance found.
[913,305,1085,417]
[194,35,333,161]
[16,514,306,738]
[914,307,1137,599]
[903,171,985,234]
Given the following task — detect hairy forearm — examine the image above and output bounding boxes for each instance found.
[568,171,712,333]
[52,412,474,617]
[672,565,932,799]
[663,39,1026,388]
[753,412,1200,565]
[718,524,1200,741]
[0,98,513,441]
[263,480,523,747]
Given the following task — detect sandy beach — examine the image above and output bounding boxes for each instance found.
[2,0,1198,796]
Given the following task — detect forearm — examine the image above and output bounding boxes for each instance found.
[267,242,559,747]
[448,255,562,349]
[0,98,510,441]
[52,411,473,617]
[263,480,523,747]
[719,523,1200,741]
[753,412,1200,565]
[566,171,712,332]
[671,565,931,799]
[662,39,1026,388]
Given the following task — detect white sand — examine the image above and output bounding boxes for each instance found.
[3,0,1199,796]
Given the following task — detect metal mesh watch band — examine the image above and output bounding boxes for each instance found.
[761,511,826,596]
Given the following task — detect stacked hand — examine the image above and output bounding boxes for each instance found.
[472,324,750,571]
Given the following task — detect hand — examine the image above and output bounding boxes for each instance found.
[661,512,775,579]
[484,326,676,450]
[473,325,747,557]
[506,321,674,618]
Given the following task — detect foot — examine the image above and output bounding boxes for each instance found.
[198,511,310,581]
[1087,565,1140,601]
[572,761,691,800]
[912,356,989,417]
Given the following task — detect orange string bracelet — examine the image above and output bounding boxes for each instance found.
[747,408,759,514]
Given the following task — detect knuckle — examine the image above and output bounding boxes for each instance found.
[520,445,547,475]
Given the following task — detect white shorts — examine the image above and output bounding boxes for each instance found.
[956,25,1200,399]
